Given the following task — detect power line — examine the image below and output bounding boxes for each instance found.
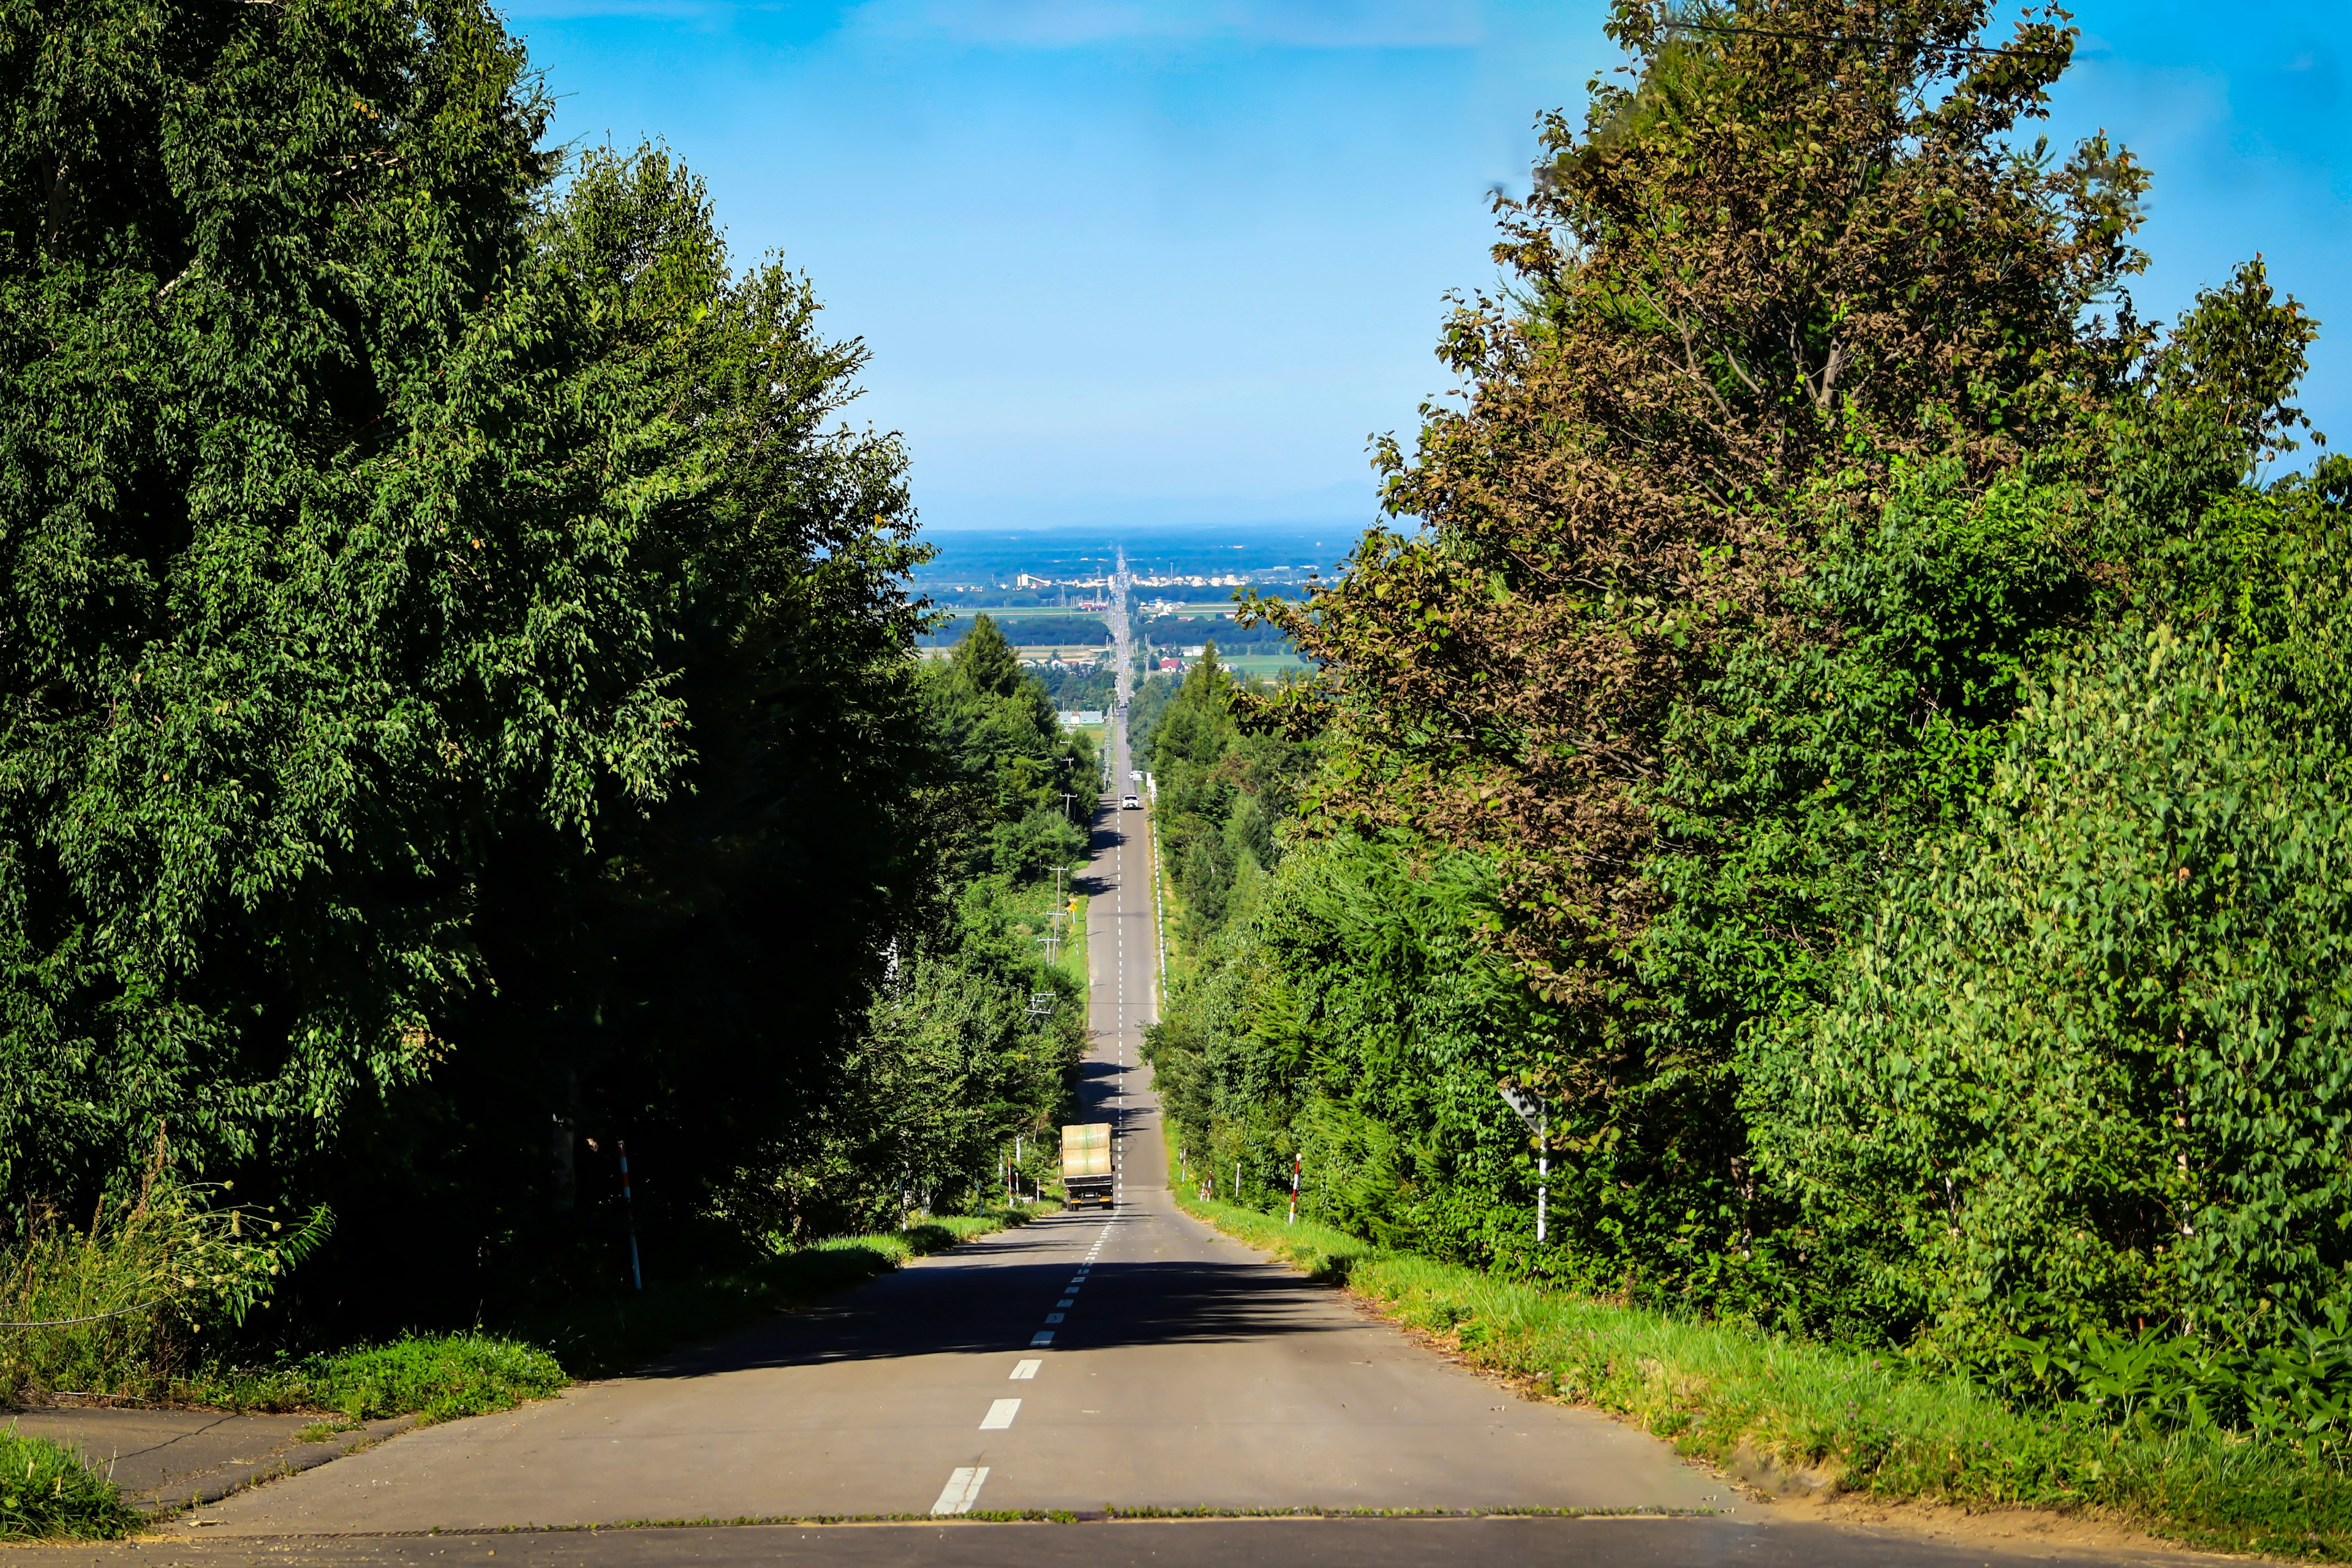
[0,1298,166,1329]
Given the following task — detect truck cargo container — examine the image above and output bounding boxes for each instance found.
[1061,1123,1114,1207]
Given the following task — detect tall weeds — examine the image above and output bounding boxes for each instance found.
[0,1137,327,1405]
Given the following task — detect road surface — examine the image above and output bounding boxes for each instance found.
[88,713,2207,1564]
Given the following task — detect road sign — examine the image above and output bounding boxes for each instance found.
[1499,1085,1553,1243]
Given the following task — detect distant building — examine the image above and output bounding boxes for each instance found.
[1158,658,1180,673]
[1057,710,1106,730]
[1181,646,1207,657]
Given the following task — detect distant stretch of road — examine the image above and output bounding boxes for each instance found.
[1110,546,1134,707]
[107,713,2198,1567]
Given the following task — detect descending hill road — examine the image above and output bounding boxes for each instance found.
[68,713,2208,1564]
[170,711,1708,1532]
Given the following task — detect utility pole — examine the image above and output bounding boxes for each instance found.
[1288,1153,1301,1226]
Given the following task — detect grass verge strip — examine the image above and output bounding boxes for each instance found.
[1169,1167,2352,1562]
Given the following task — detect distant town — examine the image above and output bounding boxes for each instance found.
[914,543,1319,701]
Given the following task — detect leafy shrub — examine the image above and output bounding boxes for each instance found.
[2010,1305,2352,1461]
[194,1332,567,1422]
[304,1335,570,1422]
[0,1154,328,1406]
[0,1430,139,1540]
[1760,611,2352,1362]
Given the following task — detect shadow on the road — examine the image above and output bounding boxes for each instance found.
[623,1215,1344,1382]
[1075,1065,1154,1128]
[1073,818,1129,898]
[609,783,1218,1386]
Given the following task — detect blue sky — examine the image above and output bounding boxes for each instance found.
[507,1,2350,532]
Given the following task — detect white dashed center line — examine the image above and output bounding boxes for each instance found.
[931,1466,989,1515]
[980,1398,1022,1430]
[1031,1330,1055,1346]
[1011,1359,1041,1380]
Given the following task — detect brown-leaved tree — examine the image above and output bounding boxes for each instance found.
[1256,0,2149,1028]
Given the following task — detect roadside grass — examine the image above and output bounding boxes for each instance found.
[1170,1169,2352,1562]
[1144,801,1193,993]
[0,1429,141,1540]
[1060,889,1089,994]
[186,1330,570,1422]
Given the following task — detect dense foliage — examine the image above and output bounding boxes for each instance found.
[0,0,1079,1339]
[1144,649,1308,949]
[1765,473,2352,1365]
[1035,662,1115,712]
[918,613,1109,648]
[1153,0,2352,1453]
[1138,615,1294,657]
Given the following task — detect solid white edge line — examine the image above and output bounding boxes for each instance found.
[931,1466,989,1515]
[980,1398,1022,1430]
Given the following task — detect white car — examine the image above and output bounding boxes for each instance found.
[1120,794,1142,811]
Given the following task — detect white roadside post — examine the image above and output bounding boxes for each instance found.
[1499,1084,1550,1245]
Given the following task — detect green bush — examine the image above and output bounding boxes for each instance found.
[305,1335,571,1422]
[1761,614,2352,1368]
[0,1430,140,1541]
[0,1159,327,1406]
[194,1332,568,1422]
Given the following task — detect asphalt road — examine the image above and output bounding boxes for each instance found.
[64,712,2211,1564]
[172,712,1708,1533]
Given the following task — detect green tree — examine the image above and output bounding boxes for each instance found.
[1149,646,1308,945]
[319,146,941,1319]
[0,0,669,1200]
[1754,467,2352,1361]
[1259,0,2149,1007]
[916,614,1091,884]
[1185,0,2346,1360]
[0,1,940,1329]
